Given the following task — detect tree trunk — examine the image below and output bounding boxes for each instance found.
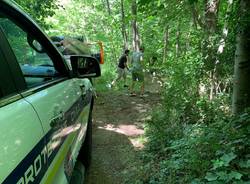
[190,2,204,29]
[102,0,118,62]
[203,0,220,68]
[175,23,180,58]
[191,3,198,29]
[217,0,233,55]
[202,0,220,99]
[121,0,128,49]
[232,0,250,114]
[185,25,191,54]
[106,0,111,15]
[131,0,140,51]
[204,0,220,33]
[163,25,169,63]
[209,0,234,100]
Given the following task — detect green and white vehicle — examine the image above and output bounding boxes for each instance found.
[0,1,101,183]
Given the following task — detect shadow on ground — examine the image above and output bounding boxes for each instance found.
[85,74,162,184]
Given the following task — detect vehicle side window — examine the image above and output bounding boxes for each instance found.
[0,48,16,99]
[0,17,61,88]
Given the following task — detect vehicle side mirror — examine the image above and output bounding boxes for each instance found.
[70,55,101,78]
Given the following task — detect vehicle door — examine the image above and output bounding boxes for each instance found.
[0,28,45,184]
[0,4,92,184]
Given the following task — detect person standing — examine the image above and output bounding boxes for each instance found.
[149,56,157,75]
[111,49,130,87]
[130,46,145,97]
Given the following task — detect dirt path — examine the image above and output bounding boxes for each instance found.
[85,74,162,184]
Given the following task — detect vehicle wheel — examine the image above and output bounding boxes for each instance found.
[69,161,85,184]
[79,103,93,168]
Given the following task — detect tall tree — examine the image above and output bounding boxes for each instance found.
[15,0,58,28]
[131,0,140,51]
[121,0,128,49]
[175,22,181,58]
[204,0,220,33]
[106,0,111,15]
[163,25,169,63]
[203,0,221,99]
[190,1,203,29]
[232,0,250,114]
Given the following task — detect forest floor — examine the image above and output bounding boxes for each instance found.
[85,73,163,184]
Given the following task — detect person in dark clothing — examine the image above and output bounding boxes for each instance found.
[149,56,157,75]
[111,49,130,87]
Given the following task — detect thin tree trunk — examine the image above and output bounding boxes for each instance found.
[190,2,204,29]
[205,0,220,33]
[209,71,215,100]
[131,0,140,51]
[175,23,180,58]
[100,1,118,62]
[121,0,128,49]
[210,0,234,99]
[191,4,198,29]
[217,0,233,55]
[106,0,111,15]
[232,0,250,114]
[186,32,191,52]
[203,0,220,67]
[203,0,220,99]
[163,25,169,63]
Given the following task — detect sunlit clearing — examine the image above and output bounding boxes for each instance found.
[98,124,145,148]
[99,124,144,137]
[129,137,146,149]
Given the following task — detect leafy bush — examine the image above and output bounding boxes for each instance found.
[133,106,250,184]
[123,47,246,183]
[93,62,116,91]
[129,53,250,184]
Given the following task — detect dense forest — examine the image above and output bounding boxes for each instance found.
[16,0,250,183]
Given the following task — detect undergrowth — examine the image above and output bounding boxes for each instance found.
[93,61,116,91]
[125,54,250,184]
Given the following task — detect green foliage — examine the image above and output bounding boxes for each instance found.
[93,62,116,92]
[46,0,129,65]
[12,0,249,183]
[14,0,58,28]
[201,111,250,183]
[129,103,250,183]
[126,1,245,182]
[125,1,249,177]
